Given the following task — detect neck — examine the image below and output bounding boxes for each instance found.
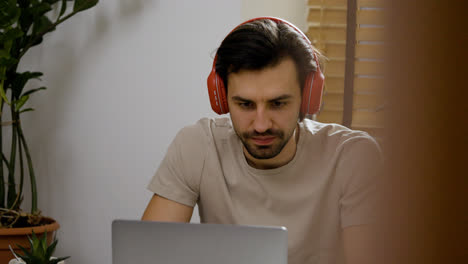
[244,124,300,170]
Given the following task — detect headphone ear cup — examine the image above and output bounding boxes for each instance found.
[217,74,229,114]
[301,70,325,116]
[207,70,229,114]
[310,69,325,115]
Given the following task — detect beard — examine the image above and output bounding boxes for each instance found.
[236,127,296,160]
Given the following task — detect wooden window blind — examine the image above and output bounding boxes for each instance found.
[307,0,385,143]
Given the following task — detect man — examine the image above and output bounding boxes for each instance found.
[142,17,381,264]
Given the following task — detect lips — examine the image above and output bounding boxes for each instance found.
[251,136,276,146]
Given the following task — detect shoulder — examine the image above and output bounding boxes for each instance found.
[302,121,383,199]
[302,119,371,140]
[301,119,380,155]
[174,117,233,144]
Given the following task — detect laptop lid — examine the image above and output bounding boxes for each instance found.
[112,220,288,264]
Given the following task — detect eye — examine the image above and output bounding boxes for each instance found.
[238,102,255,110]
[271,101,287,109]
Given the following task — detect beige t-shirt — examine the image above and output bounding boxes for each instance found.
[148,117,381,264]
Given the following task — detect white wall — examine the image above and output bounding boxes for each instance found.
[241,0,308,31]
[18,0,306,263]
[20,1,240,263]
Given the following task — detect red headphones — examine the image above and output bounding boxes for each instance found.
[207,17,324,116]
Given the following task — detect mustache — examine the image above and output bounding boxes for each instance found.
[242,129,284,138]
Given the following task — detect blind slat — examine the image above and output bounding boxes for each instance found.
[322,93,344,110]
[308,9,347,24]
[325,76,345,93]
[356,27,385,41]
[308,0,346,7]
[353,94,384,110]
[354,77,384,93]
[352,110,384,126]
[324,43,347,58]
[317,110,343,124]
[355,60,384,75]
[355,44,385,59]
[357,9,385,25]
[325,60,346,75]
[307,27,347,42]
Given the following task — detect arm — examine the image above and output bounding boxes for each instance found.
[338,137,382,264]
[144,123,207,222]
[342,225,376,264]
[142,194,194,222]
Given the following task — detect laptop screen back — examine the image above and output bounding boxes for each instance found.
[112,220,288,264]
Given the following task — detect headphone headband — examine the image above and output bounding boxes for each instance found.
[240,17,312,44]
[221,17,320,70]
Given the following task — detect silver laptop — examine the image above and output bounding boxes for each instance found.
[112,219,288,264]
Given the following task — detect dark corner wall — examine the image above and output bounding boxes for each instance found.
[380,1,468,263]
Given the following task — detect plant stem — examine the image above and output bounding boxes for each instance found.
[1,28,11,209]
[9,122,24,211]
[2,153,10,168]
[0,100,3,208]
[6,106,17,209]
[17,121,37,214]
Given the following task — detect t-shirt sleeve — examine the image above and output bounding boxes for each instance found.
[337,135,382,228]
[147,122,208,207]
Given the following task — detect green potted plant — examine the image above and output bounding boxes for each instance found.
[9,230,69,264]
[0,0,99,261]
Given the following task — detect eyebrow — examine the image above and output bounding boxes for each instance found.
[268,95,293,102]
[231,95,293,102]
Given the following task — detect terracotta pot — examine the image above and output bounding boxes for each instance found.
[0,217,60,263]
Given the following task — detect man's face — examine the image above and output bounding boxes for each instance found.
[227,57,302,162]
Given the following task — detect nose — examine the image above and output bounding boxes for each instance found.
[252,107,272,133]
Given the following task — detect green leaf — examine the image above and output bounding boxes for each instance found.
[17,0,30,8]
[0,56,18,68]
[45,239,58,258]
[20,108,35,113]
[11,71,43,98]
[16,244,34,259]
[30,231,38,250]
[44,0,61,4]
[26,72,43,79]
[40,231,48,257]
[0,28,24,43]
[0,0,21,28]
[15,95,29,111]
[50,256,71,264]
[73,0,99,13]
[32,2,53,18]
[34,233,46,260]
[32,16,54,36]
[59,0,67,18]
[19,7,34,33]
[0,50,9,58]
[22,86,47,97]
[0,86,9,104]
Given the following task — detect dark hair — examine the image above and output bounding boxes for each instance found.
[215,19,322,93]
